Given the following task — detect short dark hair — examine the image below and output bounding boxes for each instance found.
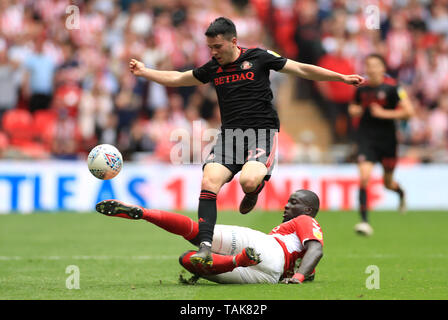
[205,17,237,40]
[366,53,387,68]
[295,189,320,217]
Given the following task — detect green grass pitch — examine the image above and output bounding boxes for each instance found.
[0,209,447,300]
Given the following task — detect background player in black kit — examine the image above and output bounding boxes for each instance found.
[129,17,364,266]
[349,54,414,236]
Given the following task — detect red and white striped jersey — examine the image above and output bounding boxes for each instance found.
[269,215,324,276]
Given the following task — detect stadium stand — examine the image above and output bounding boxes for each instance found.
[0,0,447,163]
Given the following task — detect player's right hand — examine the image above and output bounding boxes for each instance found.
[281,273,305,284]
[281,277,302,284]
[342,74,365,87]
[129,59,146,77]
[349,104,363,117]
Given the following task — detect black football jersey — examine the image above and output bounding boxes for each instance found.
[193,47,287,130]
[354,77,405,141]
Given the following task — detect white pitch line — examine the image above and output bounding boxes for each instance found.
[0,255,179,261]
[336,254,447,259]
[2,254,444,262]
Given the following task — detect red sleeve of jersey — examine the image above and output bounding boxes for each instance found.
[293,215,324,247]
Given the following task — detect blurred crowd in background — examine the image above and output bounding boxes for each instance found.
[0,0,447,163]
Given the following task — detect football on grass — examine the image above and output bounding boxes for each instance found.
[87,144,123,180]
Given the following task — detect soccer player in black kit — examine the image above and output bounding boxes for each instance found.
[129,17,364,265]
[349,54,414,236]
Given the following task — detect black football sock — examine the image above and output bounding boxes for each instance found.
[359,187,368,222]
[393,184,404,198]
[197,190,217,245]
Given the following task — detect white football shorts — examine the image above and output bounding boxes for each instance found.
[202,224,285,284]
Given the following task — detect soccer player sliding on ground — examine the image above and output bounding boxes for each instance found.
[129,17,362,267]
[349,54,414,236]
[96,190,323,284]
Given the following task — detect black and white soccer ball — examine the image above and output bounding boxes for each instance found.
[87,144,123,180]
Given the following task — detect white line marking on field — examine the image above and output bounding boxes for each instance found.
[330,254,447,259]
[0,255,179,261]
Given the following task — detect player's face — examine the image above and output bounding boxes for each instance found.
[206,34,237,65]
[283,193,313,222]
[365,57,386,82]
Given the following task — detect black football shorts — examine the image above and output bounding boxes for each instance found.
[204,128,278,180]
[357,137,398,170]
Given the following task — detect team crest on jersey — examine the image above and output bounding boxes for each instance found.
[313,228,323,240]
[312,219,323,240]
[377,90,386,100]
[240,61,253,70]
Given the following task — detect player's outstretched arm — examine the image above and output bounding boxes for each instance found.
[129,59,203,87]
[282,240,323,284]
[280,59,364,86]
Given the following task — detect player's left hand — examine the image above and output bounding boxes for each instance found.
[281,277,302,284]
[342,74,365,87]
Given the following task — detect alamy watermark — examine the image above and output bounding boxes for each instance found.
[65,265,80,289]
[365,265,380,289]
[169,123,279,170]
[365,3,380,30]
[65,5,80,30]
